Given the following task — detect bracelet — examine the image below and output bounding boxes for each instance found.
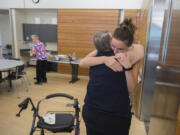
[123,66,133,71]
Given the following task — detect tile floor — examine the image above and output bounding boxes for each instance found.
[0,67,147,135]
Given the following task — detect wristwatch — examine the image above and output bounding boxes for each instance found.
[123,66,133,71]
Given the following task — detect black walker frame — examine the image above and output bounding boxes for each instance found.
[16,93,80,135]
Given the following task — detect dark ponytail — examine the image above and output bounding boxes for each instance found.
[113,18,137,47]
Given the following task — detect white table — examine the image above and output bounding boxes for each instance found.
[31,58,80,64]
[0,59,24,87]
[32,58,81,83]
[0,59,24,71]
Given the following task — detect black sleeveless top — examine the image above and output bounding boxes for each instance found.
[84,50,131,117]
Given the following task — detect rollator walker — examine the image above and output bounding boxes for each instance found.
[16,93,80,135]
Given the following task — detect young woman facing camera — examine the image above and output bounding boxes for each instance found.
[80,18,144,135]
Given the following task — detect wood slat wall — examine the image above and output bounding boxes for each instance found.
[57,9,120,75]
[124,9,148,46]
[124,10,139,43]
[124,10,148,115]
[124,9,148,72]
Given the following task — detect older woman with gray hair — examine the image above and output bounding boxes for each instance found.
[31,34,48,85]
[80,18,144,135]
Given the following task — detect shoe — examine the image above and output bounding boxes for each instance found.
[34,81,42,85]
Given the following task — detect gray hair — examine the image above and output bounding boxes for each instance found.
[31,34,39,39]
[93,31,112,52]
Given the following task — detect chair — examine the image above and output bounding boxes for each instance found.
[8,58,31,85]
[4,45,12,59]
[7,64,29,98]
[18,64,31,85]
[0,71,11,90]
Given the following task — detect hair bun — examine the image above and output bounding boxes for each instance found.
[120,18,136,35]
[124,18,132,26]
[121,25,127,31]
[113,18,136,47]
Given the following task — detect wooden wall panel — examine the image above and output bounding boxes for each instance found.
[57,9,120,75]
[138,10,148,46]
[124,9,148,46]
[124,10,148,114]
[124,10,139,43]
[124,9,148,74]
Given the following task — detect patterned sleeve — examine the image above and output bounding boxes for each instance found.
[32,44,37,52]
[41,42,46,50]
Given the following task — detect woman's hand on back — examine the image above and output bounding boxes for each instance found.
[115,53,132,68]
[104,56,123,72]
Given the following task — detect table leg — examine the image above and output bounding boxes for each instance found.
[75,64,79,80]
[8,70,12,88]
[69,64,79,83]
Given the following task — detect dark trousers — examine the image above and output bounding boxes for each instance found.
[0,72,2,79]
[36,60,47,82]
[0,72,2,82]
[82,105,131,135]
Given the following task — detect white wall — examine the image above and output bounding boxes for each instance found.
[23,9,58,51]
[0,14,12,52]
[0,0,24,9]
[24,9,57,24]
[141,0,150,9]
[13,9,58,63]
[174,0,180,9]
[15,9,26,52]
[10,9,57,63]
[9,9,26,58]
[13,9,57,51]
[0,0,143,9]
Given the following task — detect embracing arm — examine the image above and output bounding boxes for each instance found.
[129,44,144,64]
[115,53,140,93]
[79,50,105,67]
[125,45,144,93]
[79,50,122,72]
[125,62,139,93]
[115,44,144,65]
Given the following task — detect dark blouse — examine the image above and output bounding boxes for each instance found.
[84,50,131,117]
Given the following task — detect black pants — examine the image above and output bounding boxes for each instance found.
[82,105,131,135]
[0,72,2,82]
[0,72,2,79]
[36,60,47,82]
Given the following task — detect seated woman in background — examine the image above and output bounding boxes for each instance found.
[80,18,144,135]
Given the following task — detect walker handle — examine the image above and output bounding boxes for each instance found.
[45,93,74,100]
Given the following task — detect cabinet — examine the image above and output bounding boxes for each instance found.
[23,24,57,42]
[20,49,30,56]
